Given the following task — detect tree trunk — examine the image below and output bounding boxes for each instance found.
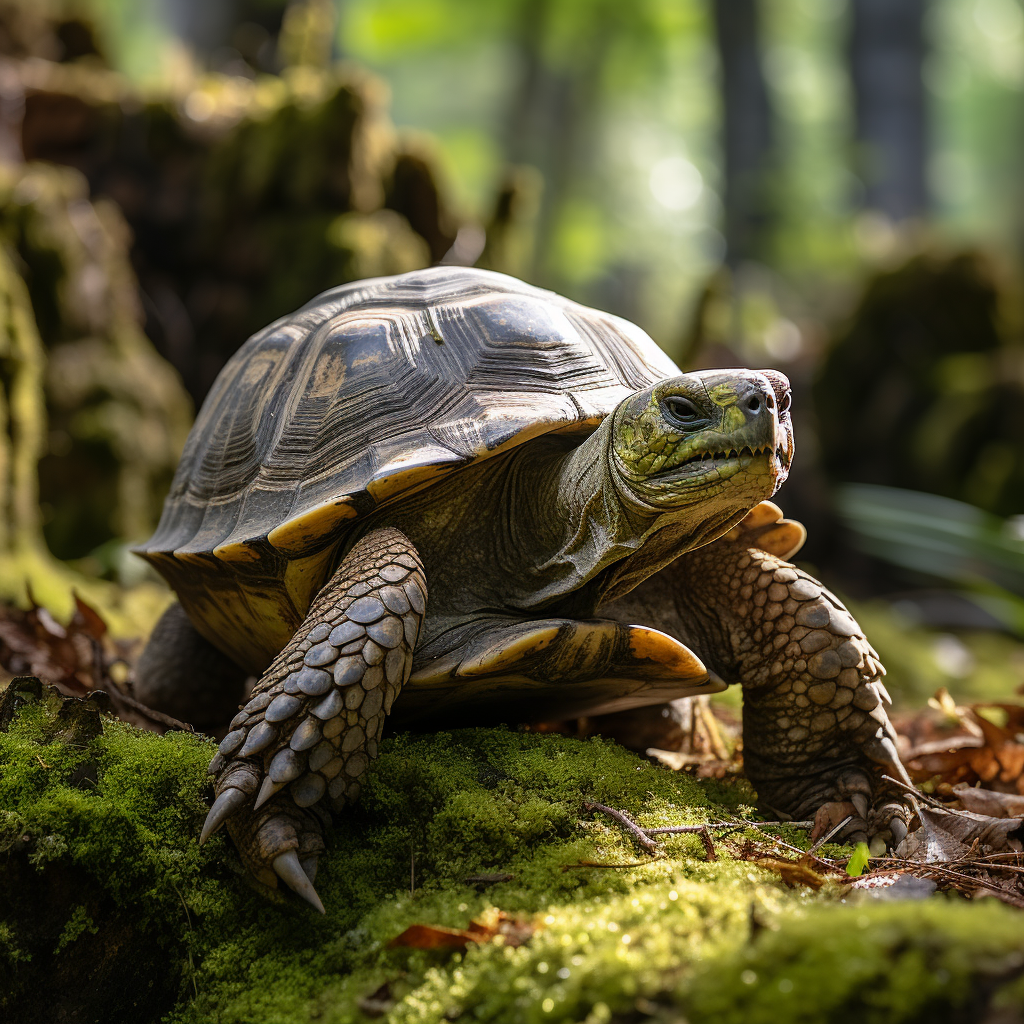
[712,0,776,266]
[849,0,929,221]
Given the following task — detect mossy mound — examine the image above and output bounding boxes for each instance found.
[1,688,1023,1024]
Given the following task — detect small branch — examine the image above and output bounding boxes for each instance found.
[563,858,665,870]
[880,774,934,809]
[582,800,660,855]
[644,820,813,835]
[809,816,853,854]
[103,687,194,732]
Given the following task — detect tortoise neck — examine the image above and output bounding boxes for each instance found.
[504,418,664,610]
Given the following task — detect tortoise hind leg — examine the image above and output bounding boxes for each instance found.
[203,527,426,911]
[602,502,915,848]
[134,602,249,727]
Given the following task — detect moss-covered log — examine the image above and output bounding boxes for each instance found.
[2,685,1023,1024]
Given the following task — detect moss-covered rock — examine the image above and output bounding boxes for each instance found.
[1,687,1023,1024]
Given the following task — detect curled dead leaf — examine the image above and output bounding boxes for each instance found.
[388,910,534,950]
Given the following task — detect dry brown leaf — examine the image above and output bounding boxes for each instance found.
[896,805,1023,863]
[388,924,478,950]
[388,911,534,950]
[753,857,830,890]
[954,785,1024,818]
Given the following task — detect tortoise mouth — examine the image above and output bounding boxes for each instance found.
[656,443,789,480]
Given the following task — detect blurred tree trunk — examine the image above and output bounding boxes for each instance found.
[500,0,611,288]
[849,0,929,221]
[0,246,46,558]
[711,0,776,266]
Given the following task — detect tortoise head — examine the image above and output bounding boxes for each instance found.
[610,368,794,512]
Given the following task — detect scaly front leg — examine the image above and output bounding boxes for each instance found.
[605,503,915,847]
[201,527,426,911]
[680,505,915,846]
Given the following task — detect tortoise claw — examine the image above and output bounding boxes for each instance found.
[301,855,318,883]
[851,792,870,821]
[200,786,249,844]
[890,817,908,847]
[273,849,325,913]
[254,775,285,810]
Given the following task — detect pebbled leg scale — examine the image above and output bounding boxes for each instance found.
[201,527,427,911]
[672,526,915,846]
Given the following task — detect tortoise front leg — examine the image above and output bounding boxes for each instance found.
[202,527,426,911]
[604,504,915,847]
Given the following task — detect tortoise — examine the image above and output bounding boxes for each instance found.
[134,266,912,911]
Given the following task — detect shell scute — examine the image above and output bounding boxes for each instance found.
[136,267,679,673]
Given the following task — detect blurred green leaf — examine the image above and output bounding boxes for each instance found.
[837,484,1024,597]
[846,842,870,877]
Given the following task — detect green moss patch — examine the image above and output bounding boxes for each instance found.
[2,690,1023,1023]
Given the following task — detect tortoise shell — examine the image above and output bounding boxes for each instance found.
[136,266,682,672]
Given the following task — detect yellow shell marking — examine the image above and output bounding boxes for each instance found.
[458,625,561,677]
[267,498,359,556]
[212,540,264,563]
[627,626,707,679]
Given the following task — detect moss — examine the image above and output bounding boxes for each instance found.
[682,901,1024,1024]
[2,693,1024,1023]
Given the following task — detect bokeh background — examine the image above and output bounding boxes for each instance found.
[3,0,1024,710]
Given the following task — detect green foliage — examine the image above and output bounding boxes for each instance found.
[837,484,1024,596]
[849,598,1024,707]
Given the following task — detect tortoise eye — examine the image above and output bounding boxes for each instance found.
[662,396,708,429]
[778,390,792,415]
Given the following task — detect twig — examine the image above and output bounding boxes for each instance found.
[745,833,839,870]
[809,816,853,854]
[563,858,665,870]
[873,855,1024,901]
[583,800,660,855]
[880,774,937,810]
[644,821,813,835]
[104,687,194,732]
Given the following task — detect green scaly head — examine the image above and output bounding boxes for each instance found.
[610,368,794,513]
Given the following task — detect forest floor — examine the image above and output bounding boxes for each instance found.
[1,594,1024,1024]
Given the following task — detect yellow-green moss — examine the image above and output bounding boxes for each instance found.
[2,693,1023,1023]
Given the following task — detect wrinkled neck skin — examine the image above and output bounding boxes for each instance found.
[512,416,757,616]
[379,412,777,649]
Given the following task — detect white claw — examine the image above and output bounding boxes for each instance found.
[851,792,870,820]
[890,818,908,847]
[200,787,248,844]
[273,849,325,913]
[253,775,285,810]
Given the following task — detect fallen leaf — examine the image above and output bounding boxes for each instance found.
[848,873,937,900]
[388,911,534,950]
[753,857,830,890]
[953,785,1024,818]
[896,806,1023,863]
[388,924,477,950]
